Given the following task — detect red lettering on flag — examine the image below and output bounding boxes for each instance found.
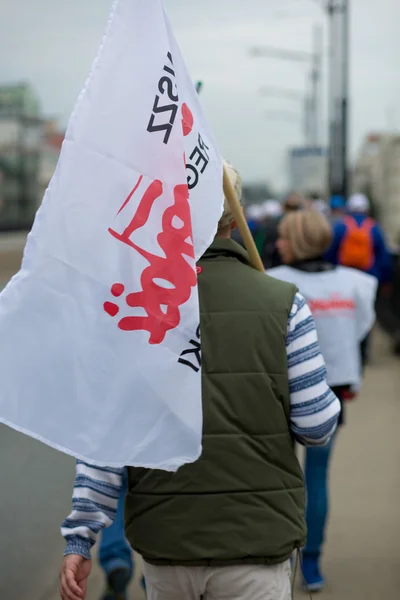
[181,103,193,137]
[106,177,195,344]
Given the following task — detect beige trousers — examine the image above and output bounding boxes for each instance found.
[142,560,292,600]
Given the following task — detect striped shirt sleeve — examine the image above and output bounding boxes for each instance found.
[61,461,124,559]
[287,292,341,445]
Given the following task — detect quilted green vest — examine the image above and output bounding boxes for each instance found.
[125,238,306,566]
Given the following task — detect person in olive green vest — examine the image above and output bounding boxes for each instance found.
[60,163,340,600]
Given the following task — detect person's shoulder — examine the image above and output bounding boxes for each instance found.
[369,219,384,236]
[267,265,290,279]
[225,264,297,313]
[266,266,298,287]
[336,265,364,277]
[329,219,347,238]
[337,266,378,288]
[257,268,298,300]
[338,264,373,274]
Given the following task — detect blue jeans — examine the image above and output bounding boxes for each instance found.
[303,434,337,558]
[99,468,134,580]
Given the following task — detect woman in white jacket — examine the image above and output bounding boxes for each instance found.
[268,209,377,593]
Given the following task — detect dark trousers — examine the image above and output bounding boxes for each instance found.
[360,334,370,367]
[303,387,344,558]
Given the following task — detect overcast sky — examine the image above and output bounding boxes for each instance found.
[1,0,399,190]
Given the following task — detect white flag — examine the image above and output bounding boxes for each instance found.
[0,0,223,469]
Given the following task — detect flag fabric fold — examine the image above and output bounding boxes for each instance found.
[0,0,223,470]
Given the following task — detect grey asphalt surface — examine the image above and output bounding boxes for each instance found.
[295,329,400,599]
[0,234,399,600]
[0,427,75,600]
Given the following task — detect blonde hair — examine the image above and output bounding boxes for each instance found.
[218,160,242,231]
[279,210,333,261]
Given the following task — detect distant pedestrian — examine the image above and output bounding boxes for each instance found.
[325,192,392,363]
[326,193,392,283]
[244,204,263,236]
[269,209,377,593]
[230,203,260,248]
[260,199,283,269]
[329,194,346,224]
[283,192,305,213]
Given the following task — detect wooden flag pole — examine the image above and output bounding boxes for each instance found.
[222,165,265,273]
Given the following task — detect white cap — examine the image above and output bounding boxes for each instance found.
[246,204,263,221]
[261,199,283,218]
[347,193,370,214]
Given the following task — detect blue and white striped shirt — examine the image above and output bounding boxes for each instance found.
[62,292,341,559]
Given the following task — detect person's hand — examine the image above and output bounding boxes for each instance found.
[60,554,92,600]
[342,388,358,401]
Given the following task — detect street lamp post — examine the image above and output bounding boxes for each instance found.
[325,0,350,198]
[341,0,350,200]
[258,86,311,145]
[310,23,323,147]
[250,0,350,198]
[250,25,323,148]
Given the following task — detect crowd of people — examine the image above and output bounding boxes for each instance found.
[246,191,393,365]
[59,171,392,600]
[244,192,392,282]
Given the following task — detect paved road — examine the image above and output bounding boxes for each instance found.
[0,427,75,600]
[295,329,400,599]
[0,233,398,599]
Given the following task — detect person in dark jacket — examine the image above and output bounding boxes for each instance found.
[329,194,346,225]
[259,193,304,269]
[260,200,283,269]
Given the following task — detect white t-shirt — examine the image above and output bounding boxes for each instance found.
[268,265,378,387]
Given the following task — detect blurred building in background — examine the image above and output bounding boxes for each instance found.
[288,146,328,198]
[0,83,64,231]
[242,182,275,206]
[353,133,400,248]
[0,83,44,230]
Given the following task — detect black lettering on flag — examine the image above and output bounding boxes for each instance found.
[147,52,179,145]
[186,134,210,190]
[178,325,201,372]
[186,163,199,190]
[164,52,175,76]
[147,96,179,144]
[198,133,210,160]
[190,145,208,174]
[158,76,179,102]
